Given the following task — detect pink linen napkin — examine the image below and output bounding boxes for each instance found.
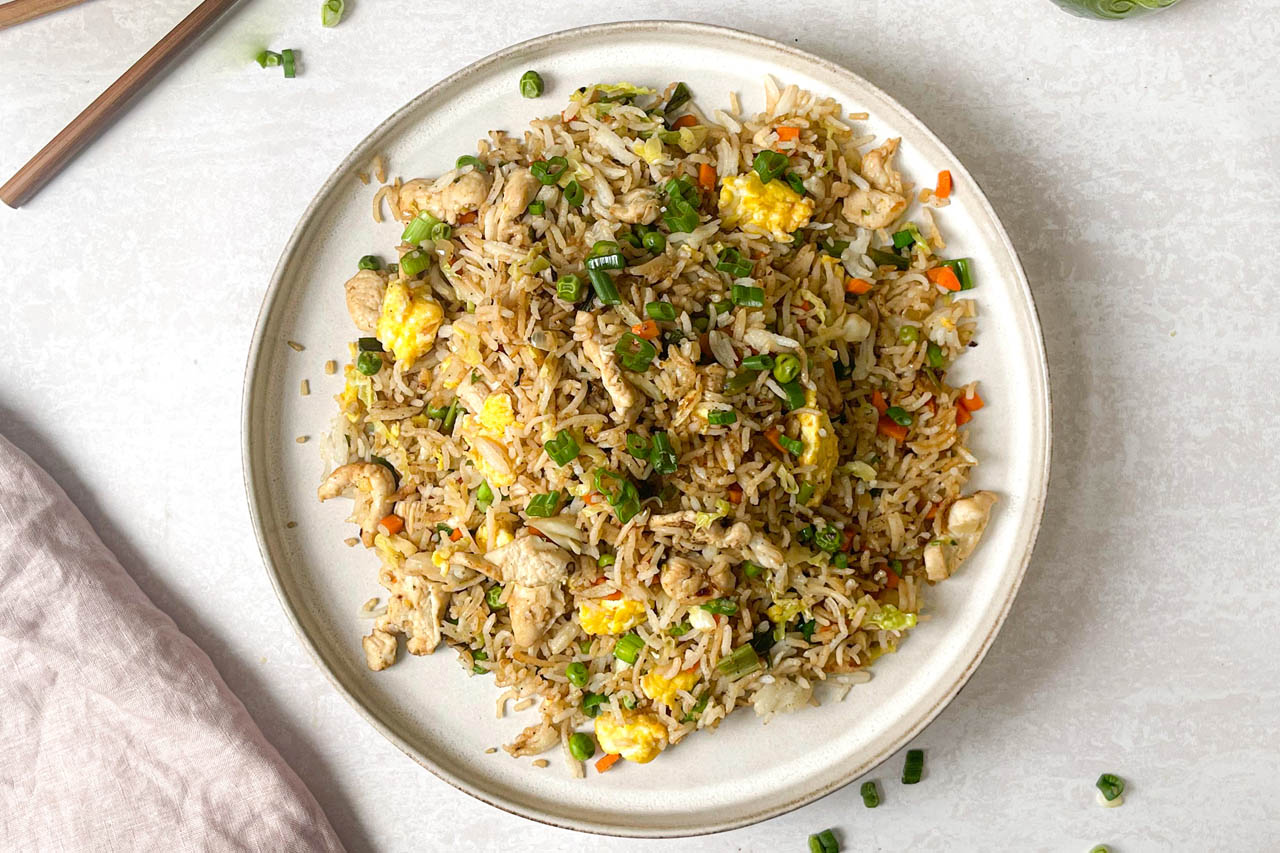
[0,434,345,852]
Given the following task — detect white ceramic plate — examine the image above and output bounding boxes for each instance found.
[243,21,1050,837]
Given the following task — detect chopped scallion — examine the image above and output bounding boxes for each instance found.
[867,247,909,270]
[926,341,946,369]
[778,435,804,455]
[941,257,974,290]
[860,781,880,808]
[399,248,431,277]
[526,490,563,518]
[281,48,296,78]
[663,81,691,117]
[715,644,761,681]
[581,692,608,717]
[902,748,924,784]
[752,150,788,184]
[320,0,344,27]
[885,406,913,427]
[645,301,676,321]
[615,332,657,372]
[700,597,738,615]
[527,199,546,216]
[649,431,678,475]
[708,409,737,425]
[531,156,568,185]
[808,829,839,853]
[741,354,774,371]
[357,336,383,352]
[475,480,494,512]
[563,179,584,206]
[1096,773,1125,802]
[555,273,583,303]
[796,481,815,505]
[587,268,620,305]
[625,433,652,459]
[730,284,764,307]
[777,379,806,411]
[668,621,692,637]
[455,154,486,173]
[544,429,579,466]
[613,632,645,664]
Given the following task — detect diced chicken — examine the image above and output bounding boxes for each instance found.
[842,186,907,230]
[506,582,566,648]
[484,535,573,648]
[343,269,387,334]
[397,170,490,223]
[746,532,786,572]
[860,138,904,195]
[362,629,398,671]
[375,573,449,656]
[503,719,560,758]
[489,167,541,242]
[578,313,640,424]
[659,555,735,603]
[647,512,752,551]
[318,462,396,534]
[923,491,998,581]
[607,187,660,225]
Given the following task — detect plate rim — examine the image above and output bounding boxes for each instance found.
[242,18,1052,838]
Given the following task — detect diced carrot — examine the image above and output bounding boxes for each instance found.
[797,300,812,311]
[632,319,660,340]
[449,527,463,542]
[955,405,973,426]
[776,126,800,142]
[877,416,908,442]
[926,266,962,292]
[670,114,698,130]
[925,503,939,520]
[698,163,716,192]
[841,527,856,553]
[927,399,938,414]
[377,514,404,536]
[935,170,953,200]
[727,483,743,504]
[584,492,601,505]
[959,386,985,412]
[764,427,786,453]
[845,277,873,295]
[871,390,889,415]
[457,210,478,225]
[884,570,900,589]
[604,591,624,601]
[595,753,622,773]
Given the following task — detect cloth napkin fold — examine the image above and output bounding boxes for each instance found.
[0,434,345,852]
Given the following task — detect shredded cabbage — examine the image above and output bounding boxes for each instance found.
[866,603,917,632]
[675,125,709,153]
[570,82,657,102]
[848,460,877,481]
[693,499,732,531]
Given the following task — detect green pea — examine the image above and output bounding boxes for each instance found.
[772,353,801,383]
[519,70,544,98]
[642,230,667,253]
[357,254,381,270]
[568,732,596,761]
[355,350,382,375]
[566,661,588,687]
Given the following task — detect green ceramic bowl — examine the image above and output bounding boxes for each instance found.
[1049,0,1180,18]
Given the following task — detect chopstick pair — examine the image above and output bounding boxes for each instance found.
[0,0,242,208]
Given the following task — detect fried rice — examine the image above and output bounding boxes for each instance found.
[318,77,997,772]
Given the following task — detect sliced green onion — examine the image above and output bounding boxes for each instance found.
[563,179,584,206]
[902,748,924,784]
[526,490,563,518]
[663,81,691,117]
[615,332,656,372]
[832,552,849,569]
[783,172,806,195]
[700,597,738,615]
[485,584,505,609]
[662,198,700,233]
[888,559,903,575]
[860,781,880,808]
[1096,773,1125,802]
[898,325,920,343]
[778,379,806,411]
[642,230,666,253]
[531,156,568,185]
[587,268,620,305]
[708,409,737,425]
[868,247,909,270]
[779,435,804,455]
[614,632,645,664]
[772,353,800,383]
[799,618,817,641]
[355,351,382,375]
[619,692,637,710]
[716,644,761,681]
[892,228,917,249]
[730,284,764,307]
[598,553,616,568]
[649,431,677,475]
[586,251,625,271]
[401,209,440,243]
[555,273,583,303]
[808,829,839,853]
[625,433,652,459]
[1090,847,1111,853]
[715,247,754,278]
[567,731,595,760]
[813,524,842,554]
[357,255,381,270]
[429,221,452,241]
[581,692,608,717]
[544,429,579,466]
[399,249,431,276]
[885,406,913,427]
[321,0,344,27]
[926,341,946,369]
[796,481,814,505]
[941,257,974,290]
[442,399,462,432]
[281,49,296,78]
[519,70,544,98]
[593,469,642,523]
[476,480,494,512]
[645,301,676,321]
[527,199,546,216]
[565,661,588,688]
[256,50,282,68]
[741,354,774,371]
[724,369,759,394]
[796,524,816,545]
[357,336,383,352]
[668,621,692,637]
[752,150,788,184]
[618,228,643,249]
[822,238,851,257]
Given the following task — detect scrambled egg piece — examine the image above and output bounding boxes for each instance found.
[475,393,517,438]
[475,523,514,553]
[718,173,815,241]
[594,711,669,764]
[640,668,699,709]
[766,599,805,627]
[377,280,443,365]
[469,437,517,488]
[793,390,839,505]
[578,598,647,635]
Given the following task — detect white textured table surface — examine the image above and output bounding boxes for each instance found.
[2,2,1277,851]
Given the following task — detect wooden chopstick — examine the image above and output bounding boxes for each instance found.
[0,0,242,208]
[0,0,93,31]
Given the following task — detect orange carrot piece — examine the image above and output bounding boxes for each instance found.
[776,126,800,141]
[884,570,900,589]
[631,319,660,340]
[727,483,743,505]
[871,390,889,415]
[926,266,962,292]
[877,416,908,442]
[596,753,622,773]
[377,514,404,536]
[841,527,856,553]
[925,503,940,520]
[457,210,478,225]
[955,405,973,426]
[935,170,953,200]
[449,527,463,542]
[584,492,601,505]
[764,427,786,454]
[845,277,873,295]
[959,386,985,412]
[670,114,698,130]
[697,163,716,191]
[604,591,624,601]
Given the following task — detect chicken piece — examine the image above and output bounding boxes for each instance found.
[607,187,660,225]
[396,170,490,223]
[318,462,396,534]
[503,719,559,758]
[343,269,387,334]
[484,535,573,648]
[375,573,449,656]
[489,167,541,242]
[842,186,907,230]
[923,491,998,581]
[648,511,752,551]
[659,555,735,604]
[506,582,566,648]
[577,313,640,424]
[860,137,904,194]
[746,531,786,572]
[362,629,398,671]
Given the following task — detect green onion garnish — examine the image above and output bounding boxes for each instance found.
[751,150,788,184]
[902,749,924,784]
[867,247,909,270]
[778,379,806,411]
[615,332,656,372]
[741,354,774,371]
[618,228,643,249]
[860,781,880,808]
[778,435,804,455]
[771,353,800,384]
[441,399,462,432]
[645,301,676,321]
[708,409,737,425]
[892,227,917,249]
[475,480,494,512]
[593,469,642,523]
[401,209,441,243]
[812,524,842,554]
[724,369,759,394]
[527,199,546,216]
[455,154,486,173]
[485,584,505,609]
[625,433,651,459]
[1090,847,1111,853]
[526,490,563,518]
[885,406,913,427]
[357,254,381,270]
[668,621,692,637]
[555,273,583,303]
[715,644,760,681]
[799,618,817,641]
[941,257,974,290]
[898,325,920,344]
[399,249,431,277]
[649,431,677,475]
[519,70,544,99]
[700,597,738,615]
[568,731,595,760]
[808,828,839,853]
[544,429,579,466]
[742,560,764,578]
[730,284,764,307]
[563,179,584,206]
[663,81,691,117]
[587,268,620,305]
[356,336,383,352]
[320,0,344,27]
[585,250,625,271]
[681,690,709,722]
[581,692,608,717]
[642,230,667,253]
[783,171,806,195]
[796,481,814,505]
[597,553,616,568]
[355,351,382,376]
[613,632,645,664]
[832,552,849,569]
[926,341,946,369]
[1096,773,1125,802]
[531,156,568,185]
[565,661,588,687]
[256,50,282,68]
[281,49,296,78]
[888,559,903,575]
[715,247,754,278]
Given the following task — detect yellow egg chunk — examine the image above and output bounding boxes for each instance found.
[717,173,815,241]
[578,598,647,635]
[475,393,518,438]
[376,280,444,365]
[475,523,514,553]
[594,711,669,764]
[793,391,838,505]
[640,668,700,709]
